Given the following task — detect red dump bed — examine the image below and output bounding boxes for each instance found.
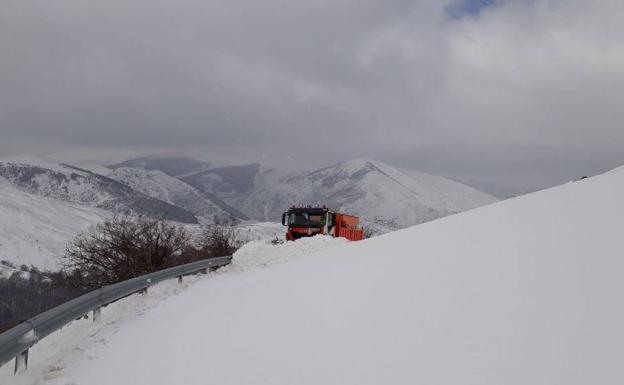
[334,213,364,241]
[335,213,359,228]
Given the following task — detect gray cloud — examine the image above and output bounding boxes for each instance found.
[1,0,623,191]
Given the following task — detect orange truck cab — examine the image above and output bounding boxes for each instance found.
[281,207,365,241]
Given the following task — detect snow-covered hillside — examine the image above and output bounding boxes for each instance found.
[8,164,624,384]
[0,159,198,224]
[240,158,497,232]
[0,182,106,270]
[107,167,236,223]
[0,157,281,271]
[121,156,497,232]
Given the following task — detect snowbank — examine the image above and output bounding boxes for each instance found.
[228,235,348,272]
[234,221,284,243]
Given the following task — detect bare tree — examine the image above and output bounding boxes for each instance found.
[63,215,191,288]
[197,222,240,258]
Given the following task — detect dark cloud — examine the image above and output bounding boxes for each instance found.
[1,0,623,191]
[446,0,495,18]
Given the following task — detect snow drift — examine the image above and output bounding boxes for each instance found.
[227,235,348,272]
[9,166,624,384]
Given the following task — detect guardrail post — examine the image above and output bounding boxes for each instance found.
[178,276,183,283]
[140,278,152,295]
[14,349,28,374]
[93,307,102,323]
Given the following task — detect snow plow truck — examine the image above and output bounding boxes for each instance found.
[281,207,365,241]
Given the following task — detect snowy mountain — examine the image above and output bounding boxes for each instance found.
[234,158,497,232]
[107,167,244,222]
[0,157,286,272]
[118,156,497,232]
[0,182,106,271]
[0,154,494,269]
[12,164,624,384]
[0,159,198,224]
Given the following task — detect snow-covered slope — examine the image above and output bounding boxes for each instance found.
[107,167,237,223]
[239,158,497,232]
[13,165,624,385]
[110,157,496,232]
[0,159,198,224]
[0,182,106,270]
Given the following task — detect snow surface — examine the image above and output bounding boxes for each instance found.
[5,167,624,384]
[226,235,348,272]
[234,221,284,243]
[0,181,106,270]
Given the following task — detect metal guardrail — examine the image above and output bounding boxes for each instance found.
[0,256,232,373]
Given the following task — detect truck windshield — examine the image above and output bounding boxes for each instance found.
[288,212,325,227]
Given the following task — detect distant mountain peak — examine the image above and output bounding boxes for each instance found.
[184,157,498,232]
[108,156,211,177]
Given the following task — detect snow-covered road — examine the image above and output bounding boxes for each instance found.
[0,235,347,383]
[4,165,624,384]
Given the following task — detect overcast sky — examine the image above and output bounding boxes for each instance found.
[1,0,623,191]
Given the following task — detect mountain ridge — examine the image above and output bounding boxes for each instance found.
[0,160,199,224]
[107,167,248,222]
[114,155,497,232]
